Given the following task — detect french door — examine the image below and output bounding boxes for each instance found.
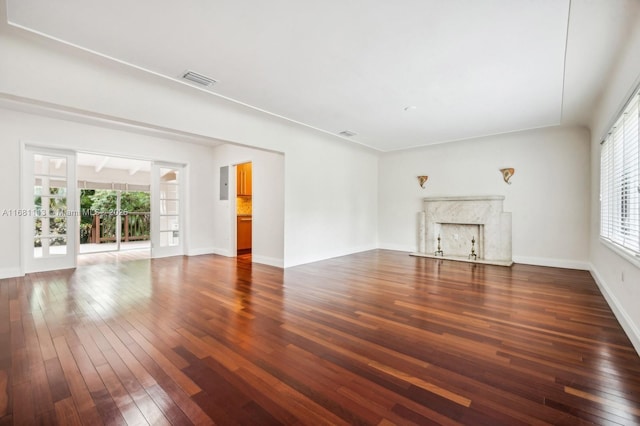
[22,146,77,273]
[151,163,184,258]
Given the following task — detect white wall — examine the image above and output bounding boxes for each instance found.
[0,17,379,271]
[379,126,591,269]
[0,108,217,278]
[588,13,640,354]
[210,140,379,268]
[211,144,285,267]
[0,123,24,279]
[284,139,379,267]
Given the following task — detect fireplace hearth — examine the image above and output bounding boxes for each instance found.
[411,195,512,266]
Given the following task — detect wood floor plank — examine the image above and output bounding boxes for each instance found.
[99,347,171,426]
[32,310,57,362]
[94,361,149,426]
[367,361,471,408]
[144,383,193,426]
[122,312,190,370]
[72,325,109,368]
[96,322,157,389]
[89,388,127,426]
[564,385,640,418]
[127,329,201,396]
[54,396,83,426]
[51,335,103,425]
[21,313,55,418]
[11,382,34,425]
[44,357,71,403]
[1,250,640,425]
[0,371,7,418]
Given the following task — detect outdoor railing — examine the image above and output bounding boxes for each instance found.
[89,212,150,243]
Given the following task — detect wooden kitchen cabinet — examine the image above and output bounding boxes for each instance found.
[237,216,252,252]
[237,163,252,196]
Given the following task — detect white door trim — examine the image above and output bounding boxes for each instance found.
[22,144,78,273]
[151,162,185,258]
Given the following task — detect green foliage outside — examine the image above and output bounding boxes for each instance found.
[34,189,151,246]
[79,189,95,243]
[34,186,67,247]
[88,190,150,214]
[80,190,151,244]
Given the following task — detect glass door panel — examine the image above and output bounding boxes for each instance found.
[23,149,77,272]
[151,164,184,258]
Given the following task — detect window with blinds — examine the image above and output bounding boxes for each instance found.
[600,88,640,255]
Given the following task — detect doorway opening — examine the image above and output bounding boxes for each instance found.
[236,162,252,256]
[79,189,151,254]
[22,147,187,272]
[77,153,151,259]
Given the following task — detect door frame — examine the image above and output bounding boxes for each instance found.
[231,161,252,257]
[150,162,186,258]
[21,144,78,273]
[76,150,153,256]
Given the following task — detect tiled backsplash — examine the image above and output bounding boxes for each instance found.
[236,197,252,215]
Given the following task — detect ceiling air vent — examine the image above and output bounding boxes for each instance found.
[182,70,217,87]
[339,130,357,137]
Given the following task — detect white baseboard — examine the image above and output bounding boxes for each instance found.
[284,244,378,268]
[187,247,216,257]
[590,265,640,357]
[512,255,590,270]
[376,243,414,252]
[252,255,284,268]
[377,249,591,270]
[0,267,23,279]
[211,247,232,257]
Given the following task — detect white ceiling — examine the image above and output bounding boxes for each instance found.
[6,0,640,151]
[77,153,150,174]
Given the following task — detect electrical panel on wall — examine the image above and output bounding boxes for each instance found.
[220,166,229,200]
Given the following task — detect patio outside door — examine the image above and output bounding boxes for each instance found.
[22,146,77,273]
[151,163,184,258]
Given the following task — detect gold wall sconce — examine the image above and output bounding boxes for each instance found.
[500,168,515,185]
[417,175,429,188]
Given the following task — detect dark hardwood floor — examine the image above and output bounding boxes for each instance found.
[77,249,150,266]
[1,250,639,425]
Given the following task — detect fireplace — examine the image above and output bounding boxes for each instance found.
[437,223,483,258]
[412,195,512,266]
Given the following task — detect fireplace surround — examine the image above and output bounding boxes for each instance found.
[411,195,512,266]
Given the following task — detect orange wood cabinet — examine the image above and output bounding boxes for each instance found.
[237,216,252,250]
[237,163,252,196]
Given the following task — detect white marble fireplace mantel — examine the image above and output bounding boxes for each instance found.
[411,195,513,266]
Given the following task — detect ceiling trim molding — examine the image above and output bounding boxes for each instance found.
[5,19,381,152]
[560,0,572,122]
[0,93,228,147]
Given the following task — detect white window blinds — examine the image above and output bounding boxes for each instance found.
[600,90,640,254]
